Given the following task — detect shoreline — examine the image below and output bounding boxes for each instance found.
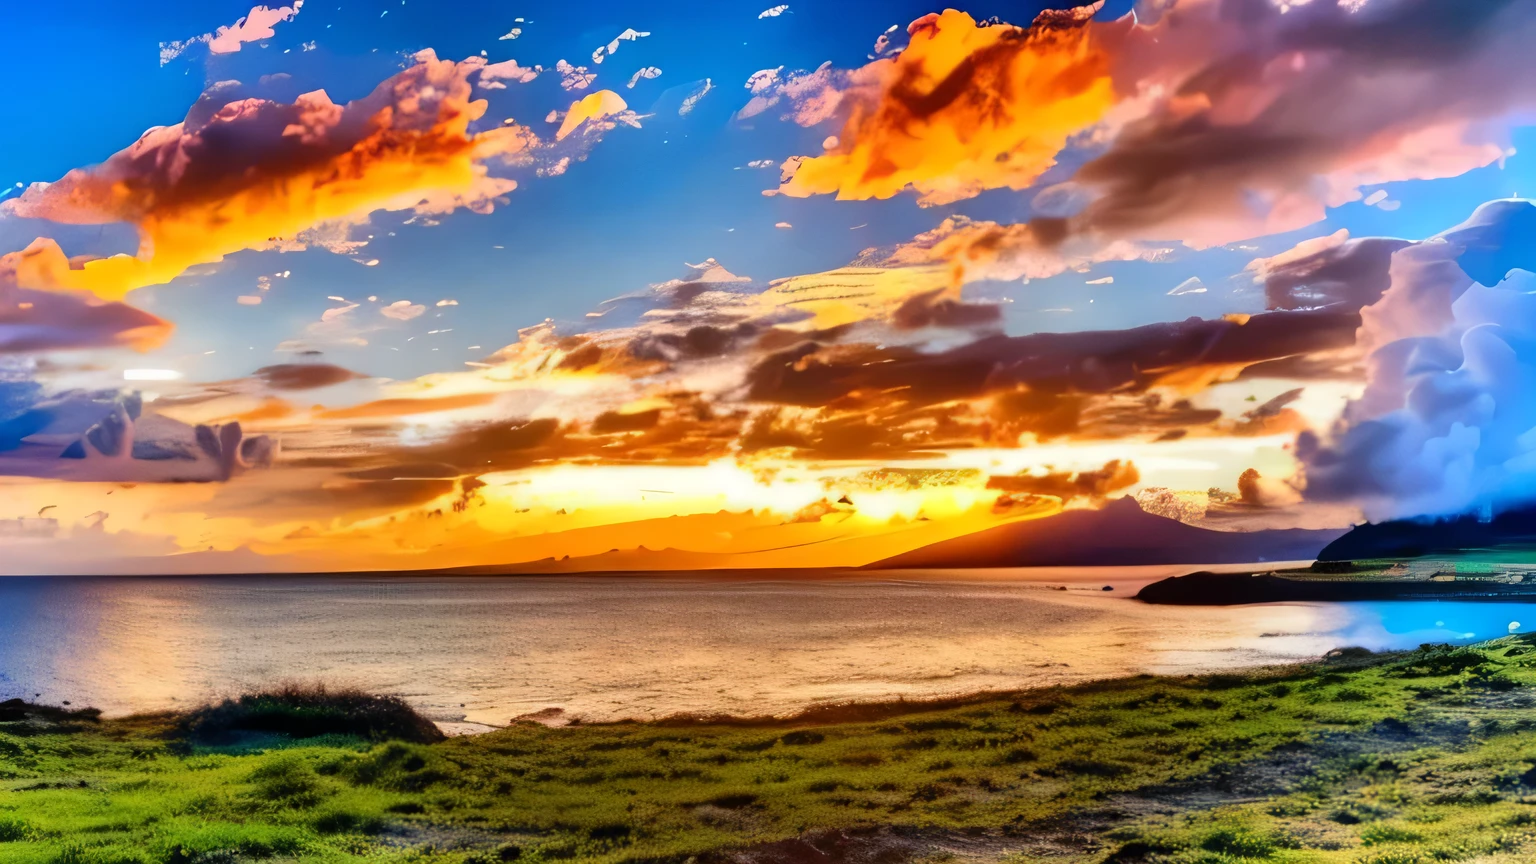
[1138,569,1536,604]
[8,638,1536,864]
[0,565,1450,726]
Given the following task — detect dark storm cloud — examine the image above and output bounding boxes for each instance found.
[745,308,1361,408]
[1256,235,1413,311]
[890,289,1003,331]
[254,364,366,391]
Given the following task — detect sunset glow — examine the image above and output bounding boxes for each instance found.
[4,0,1536,574]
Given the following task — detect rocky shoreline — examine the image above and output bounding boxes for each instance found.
[1138,569,1536,605]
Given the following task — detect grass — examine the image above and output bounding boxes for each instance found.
[5,641,1536,863]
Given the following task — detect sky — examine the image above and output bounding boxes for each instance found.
[3,0,1536,574]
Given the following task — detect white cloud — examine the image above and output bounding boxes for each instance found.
[556,59,597,90]
[592,28,650,64]
[123,369,183,381]
[538,157,572,177]
[381,300,426,321]
[160,2,304,65]
[745,67,782,95]
[679,79,713,115]
[477,57,541,89]
[627,67,662,89]
[321,303,359,323]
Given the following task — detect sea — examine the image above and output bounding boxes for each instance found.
[2,567,1531,731]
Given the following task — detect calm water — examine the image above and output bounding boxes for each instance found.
[2,570,1532,728]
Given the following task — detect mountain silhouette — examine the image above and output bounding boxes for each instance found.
[866,497,1344,569]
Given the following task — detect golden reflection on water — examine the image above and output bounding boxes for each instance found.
[34,580,218,711]
[0,572,1358,726]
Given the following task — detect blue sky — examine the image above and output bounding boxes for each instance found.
[9,0,1536,570]
[2,0,1532,383]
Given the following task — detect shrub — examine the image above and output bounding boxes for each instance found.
[706,793,758,809]
[177,683,444,745]
[1333,688,1374,702]
[1201,827,1276,858]
[345,742,451,791]
[52,844,150,864]
[903,719,970,731]
[0,699,102,736]
[0,817,30,842]
[311,808,383,834]
[1394,647,1488,678]
[247,755,326,806]
[779,730,824,746]
[1361,824,1424,846]
[1102,839,1182,862]
[464,845,523,863]
[1324,647,1377,666]
[1000,747,1038,764]
[1054,757,1130,778]
[158,824,308,863]
[1354,848,1428,864]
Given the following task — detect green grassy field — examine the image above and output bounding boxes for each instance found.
[6,638,1536,864]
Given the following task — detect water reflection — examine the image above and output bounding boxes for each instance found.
[2,575,1529,725]
[1327,601,1533,648]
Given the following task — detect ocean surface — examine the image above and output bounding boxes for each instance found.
[3,569,1533,729]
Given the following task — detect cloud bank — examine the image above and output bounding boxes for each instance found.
[763,0,1536,282]
[1299,199,1536,519]
[5,50,534,301]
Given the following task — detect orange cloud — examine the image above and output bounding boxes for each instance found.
[778,7,1115,206]
[316,393,499,420]
[0,254,172,352]
[5,50,535,301]
[235,398,297,424]
[556,90,630,141]
[986,459,1140,501]
[772,0,1536,276]
[876,214,1157,288]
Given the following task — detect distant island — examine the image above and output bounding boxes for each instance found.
[1138,503,1536,605]
[1318,503,1536,562]
[1136,568,1536,605]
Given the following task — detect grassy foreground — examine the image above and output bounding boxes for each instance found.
[7,641,1536,863]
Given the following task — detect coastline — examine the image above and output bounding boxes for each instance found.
[1138,569,1536,605]
[7,638,1536,863]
